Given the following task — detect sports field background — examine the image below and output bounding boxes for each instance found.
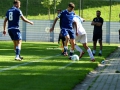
[0,0,120,21]
[0,41,118,90]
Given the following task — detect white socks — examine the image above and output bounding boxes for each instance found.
[99,50,102,54]
[75,44,82,53]
[93,50,96,54]
[87,48,94,60]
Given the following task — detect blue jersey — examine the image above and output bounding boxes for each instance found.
[58,9,75,29]
[6,6,23,30]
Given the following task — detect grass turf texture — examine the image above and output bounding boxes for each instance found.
[0,0,120,21]
[0,41,118,90]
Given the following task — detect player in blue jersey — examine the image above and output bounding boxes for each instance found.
[3,0,33,61]
[50,2,78,58]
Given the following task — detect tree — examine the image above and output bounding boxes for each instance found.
[41,0,61,20]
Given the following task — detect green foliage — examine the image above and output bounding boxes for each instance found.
[0,0,120,20]
[41,0,61,9]
[41,0,61,19]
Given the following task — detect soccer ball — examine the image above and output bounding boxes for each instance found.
[71,54,79,61]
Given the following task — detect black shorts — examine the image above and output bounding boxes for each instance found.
[93,34,102,41]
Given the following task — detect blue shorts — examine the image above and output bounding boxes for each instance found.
[8,29,22,40]
[61,28,75,39]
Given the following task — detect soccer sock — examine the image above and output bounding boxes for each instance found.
[87,48,94,59]
[93,50,96,53]
[70,49,74,56]
[99,50,102,54]
[75,44,82,53]
[64,46,68,52]
[16,46,20,58]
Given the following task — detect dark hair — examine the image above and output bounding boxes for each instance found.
[57,9,61,12]
[68,2,75,8]
[13,0,20,4]
[96,10,101,13]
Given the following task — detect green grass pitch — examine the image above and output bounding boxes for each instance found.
[0,41,118,90]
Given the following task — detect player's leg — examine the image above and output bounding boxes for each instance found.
[14,29,22,60]
[64,35,70,56]
[58,33,61,44]
[14,40,23,59]
[58,33,64,54]
[61,29,69,56]
[83,43,95,61]
[81,34,95,61]
[69,29,75,57]
[92,34,97,56]
[75,44,83,54]
[61,35,66,55]
[75,35,84,58]
[8,29,22,60]
[14,40,22,60]
[98,35,102,56]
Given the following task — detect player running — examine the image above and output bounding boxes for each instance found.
[50,2,78,57]
[73,15,95,61]
[3,0,33,61]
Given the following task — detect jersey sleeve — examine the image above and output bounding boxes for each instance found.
[57,10,64,19]
[18,9,23,17]
[92,18,95,22]
[100,18,104,24]
[79,17,84,23]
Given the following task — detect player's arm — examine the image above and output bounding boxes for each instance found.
[50,17,59,32]
[95,22,102,26]
[73,21,78,36]
[91,21,96,25]
[21,16,33,25]
[3,17,8,35]
[91,21,102,26]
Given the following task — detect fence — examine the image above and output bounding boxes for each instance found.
[0,19,120,43]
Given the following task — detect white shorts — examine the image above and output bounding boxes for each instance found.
[75,34,87,43]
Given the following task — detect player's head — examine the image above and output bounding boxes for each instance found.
[96,10,101,17]
[57,9,61,14]
[13,0,21,8]
[67,2,75,12]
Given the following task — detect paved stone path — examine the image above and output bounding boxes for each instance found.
[73,47,120,90]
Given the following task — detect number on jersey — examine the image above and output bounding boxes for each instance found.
[9,12,13,21]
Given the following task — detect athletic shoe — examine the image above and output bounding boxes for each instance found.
[79,52,85,58]
[91,59,95,62]
[98,53,102,56]
[15,57,22,61]
[64,52,68,56]
[19,55,23,60]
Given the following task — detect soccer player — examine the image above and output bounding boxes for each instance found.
[3,0,33,61]
[91,10,104,56]
[57,9,65,54]
[73,15,95,61]
[50,2,78,57]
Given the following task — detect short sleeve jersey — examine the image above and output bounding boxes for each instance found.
[92,17,104,34]
[6,6,23,29]
[73,15,86,35]
[57,9,75,29]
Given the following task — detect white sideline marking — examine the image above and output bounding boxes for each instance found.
[0,54,60,72]
[59,61,75,70]
[0,54,75,72]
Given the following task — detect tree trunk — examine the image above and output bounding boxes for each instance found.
[48,8,50,20]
